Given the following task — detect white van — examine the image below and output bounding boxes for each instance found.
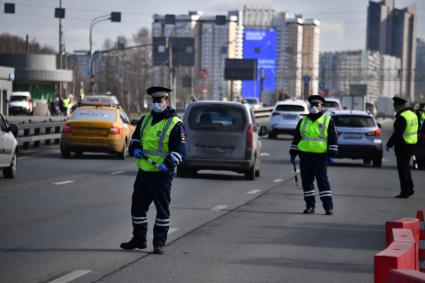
[268,99,309,138]
[9,91,33,115]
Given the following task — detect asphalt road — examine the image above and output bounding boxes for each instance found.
[0,120,424,283]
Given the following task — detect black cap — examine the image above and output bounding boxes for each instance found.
[308,95,326,105]
[392,96,407,105]
[146,86,172,98]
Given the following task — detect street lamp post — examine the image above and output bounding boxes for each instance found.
[89,12,121,95]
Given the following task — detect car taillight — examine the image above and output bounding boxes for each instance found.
[63,123,71,133]
[109,126,121,135]
[366,129,381,136]
[247,124,254,151]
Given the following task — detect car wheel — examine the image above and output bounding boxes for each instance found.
[3,150,17,178]
[244,164,255,180]
[119,140,128,160]
[61,148,71,158]
[255,169,260,177]
[75,151,83,157]
[363,158,371,165]
[177,167,195,178]
[268,131,277,139]
[372,157,382,167]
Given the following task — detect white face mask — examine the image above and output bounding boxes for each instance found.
[310,106,319,114]
[151,102,165,113]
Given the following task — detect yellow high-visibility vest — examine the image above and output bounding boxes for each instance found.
[297,114,331,154]
[136,114,181,172]
[400,110,418,144]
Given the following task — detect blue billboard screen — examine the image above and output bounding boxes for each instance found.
[242,29,277,100]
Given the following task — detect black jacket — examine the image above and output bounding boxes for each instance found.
[129,107,186,169]
[290,111,338,158]
[387,107,416,156]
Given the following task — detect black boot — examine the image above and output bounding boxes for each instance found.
[120,238,147,250]
[303,207,315,214]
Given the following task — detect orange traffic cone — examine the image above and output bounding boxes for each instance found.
[417,210,425,272]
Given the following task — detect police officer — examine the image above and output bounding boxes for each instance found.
[386,96,418,198]
[120,86,186,254]
[289,95,338,215]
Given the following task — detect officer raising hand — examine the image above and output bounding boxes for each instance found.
[120,86,186,254]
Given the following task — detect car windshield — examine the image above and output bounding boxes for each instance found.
[71,109,116,122]
[188,105,246,132]
[245,98,259,105]
[332,115,376,128]
[325,101,339,108]
[10,96,28,102]
[275,104,305,112]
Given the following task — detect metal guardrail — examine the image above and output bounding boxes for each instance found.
[253,107,273,125]
[6,116,67,149]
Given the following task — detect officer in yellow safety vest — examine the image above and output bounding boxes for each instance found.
[62,96,70,116]
[289,95,338,215]
[386,96,418,198]
[120,86,186,254]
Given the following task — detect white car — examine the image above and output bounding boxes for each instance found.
[0,113,18,178]
[324,97,342,113]
[9,91,33,115]
[243,98,262,110]
[268,99,309,138]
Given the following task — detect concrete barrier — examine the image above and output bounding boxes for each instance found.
[385,269,425,283]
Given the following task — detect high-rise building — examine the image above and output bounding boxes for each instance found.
[416,38,425,99]
[301,19,320,99]
[366,0,417,101]
[151,12,242,104]
[319,50,401,102]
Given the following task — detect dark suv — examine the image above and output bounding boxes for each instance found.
[178,101,268,180]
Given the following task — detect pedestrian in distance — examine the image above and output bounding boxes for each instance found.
[289,95,338,215]
[120,86,186,254]
[386,96,418,198]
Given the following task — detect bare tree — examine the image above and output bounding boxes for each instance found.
[0,33,55,54]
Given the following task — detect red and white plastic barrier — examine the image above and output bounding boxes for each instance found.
[417,210,425,272]
[385,269,425,283]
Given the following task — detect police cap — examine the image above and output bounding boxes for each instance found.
[146,86,172,98]
[392,96,407,106]
[307,95,326,105]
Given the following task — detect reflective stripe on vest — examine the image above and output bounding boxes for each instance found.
[297,115,330,154]
[400,110,418,144]
[136,114,181,172]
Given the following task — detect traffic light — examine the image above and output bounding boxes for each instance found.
[4,3,15,14]
[110,12,121,22]
[90,75,96,85]
[54,7,65,19]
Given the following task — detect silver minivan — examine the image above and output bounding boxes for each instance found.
[0,113,18,178]
[178,101,268,180]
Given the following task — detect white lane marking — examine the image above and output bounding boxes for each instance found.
[110,171,124,175]
[53,180,75,186]
[273,178,283,183]
[168,228,178,234]
[260,152,270,156]
[211,205,228,211]
[247,189,261,195]
[48,270,91,283]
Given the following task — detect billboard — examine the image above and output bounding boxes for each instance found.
[242,29,277,100]
[224,59,257,81]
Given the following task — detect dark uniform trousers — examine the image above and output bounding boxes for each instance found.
[299,155,333,210]
[131,169,173,248]
[396,153,414,195]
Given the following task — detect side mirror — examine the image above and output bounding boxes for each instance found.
[259,125,268,137]
[377,123,382,129]
[9,123,18,138]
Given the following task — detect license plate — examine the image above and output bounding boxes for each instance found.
[80,128,102,134]
[344,133,362,139]
[204,147,226,154]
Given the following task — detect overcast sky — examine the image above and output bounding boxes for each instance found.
[1,0,424,53]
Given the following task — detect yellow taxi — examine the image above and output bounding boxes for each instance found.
[60,106,135,159]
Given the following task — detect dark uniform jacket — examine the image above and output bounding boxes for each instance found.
[129,107,186,169]
[290,111,338,158]
[387,107,416,156]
